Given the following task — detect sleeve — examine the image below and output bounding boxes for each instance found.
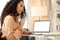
[2,16,23,39]
[2,16,15,39]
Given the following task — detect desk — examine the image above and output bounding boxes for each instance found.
[23,33,60,40]
[43,32,60,36]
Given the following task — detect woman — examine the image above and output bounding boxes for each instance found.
[1,0,32,40]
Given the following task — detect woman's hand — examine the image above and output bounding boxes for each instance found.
[27,31,33,35]
[23,31,33,35]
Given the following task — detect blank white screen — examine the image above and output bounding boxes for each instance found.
[34,21,50,32]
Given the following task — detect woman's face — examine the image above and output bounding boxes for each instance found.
[16,1,24,14]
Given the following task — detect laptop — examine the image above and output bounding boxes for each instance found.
[32,20,51,35]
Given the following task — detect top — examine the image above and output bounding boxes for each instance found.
[2,15,25,40]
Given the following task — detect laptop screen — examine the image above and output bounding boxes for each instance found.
[34,20,51,33]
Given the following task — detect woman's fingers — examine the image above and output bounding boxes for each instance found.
[28,32,34,34]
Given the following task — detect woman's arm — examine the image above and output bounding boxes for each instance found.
[2,16,14,40]
[2,16,14,37]
[2,16,21,39]
[22,29,33,35]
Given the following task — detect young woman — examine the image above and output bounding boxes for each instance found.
[1,0,32,40]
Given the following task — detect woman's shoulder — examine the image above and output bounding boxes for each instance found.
[4,15,14,21]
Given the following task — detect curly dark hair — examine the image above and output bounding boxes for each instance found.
[1,0,26,27]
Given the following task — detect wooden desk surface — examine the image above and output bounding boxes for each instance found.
[23,33,60,36]
[43,33,60,36]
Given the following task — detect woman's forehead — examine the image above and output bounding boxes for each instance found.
[18,1,24,6]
